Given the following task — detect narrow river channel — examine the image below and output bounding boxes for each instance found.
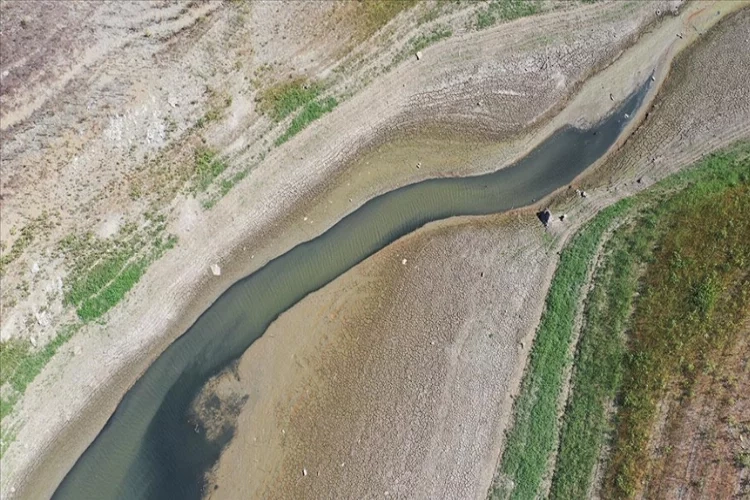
[53,77,651,500]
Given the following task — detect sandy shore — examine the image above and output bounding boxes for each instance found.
[3,1,748,498]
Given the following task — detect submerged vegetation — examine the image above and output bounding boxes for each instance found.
[492,143,750,499]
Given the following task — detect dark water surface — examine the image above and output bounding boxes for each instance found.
[53,79,651,499]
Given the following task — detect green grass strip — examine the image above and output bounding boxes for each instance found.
[548,222,640,499]
[275,97,338,146]
[491,198,633,499]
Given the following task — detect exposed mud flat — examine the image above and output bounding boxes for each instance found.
[204,6,750,499]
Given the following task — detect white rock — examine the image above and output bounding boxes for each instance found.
[211,263,221,276]
[30,336,37,347]
[416,51,423,60]
[303,468,308,477]
[402,258,407,265]
[31,262,40,274]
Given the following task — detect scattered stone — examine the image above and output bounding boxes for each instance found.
[303,468,308,477]
[651,75,656,82]
[402,258,407,265]
[609,93,614,101]
[581,190,588,198]
[31,262,40,274]
[415,51,422,61]
[303,216,308,221]
[416,162,421,169]
[211,263,221,276]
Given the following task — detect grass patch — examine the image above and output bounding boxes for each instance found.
[348,0,419,42]
[491,199,634,499]
[258,78,321,122]
[548,213,649,499]
[411,25,453,53]
[193,148,229,193]
[202,167,250,210]
[0,323,81,425]
[476,0,540,30]
[75,259,149,322]
[275,96,338,146]
[58,214,177,322]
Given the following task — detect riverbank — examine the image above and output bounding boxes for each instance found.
[492,9,750,499]
[203,5,750,499]
[2,1,745,498]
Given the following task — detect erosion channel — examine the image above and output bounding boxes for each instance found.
[52,78,651,500]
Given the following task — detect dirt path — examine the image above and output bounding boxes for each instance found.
[2,1,747,499]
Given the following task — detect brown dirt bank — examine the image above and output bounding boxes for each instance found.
[203,5,750,499]
[2,1,734,498]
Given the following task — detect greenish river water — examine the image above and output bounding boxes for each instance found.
[53,78,651,499]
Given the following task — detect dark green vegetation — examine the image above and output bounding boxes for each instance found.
[492,142,750,499]
[476,0,540,30]
[275,96,338,146]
